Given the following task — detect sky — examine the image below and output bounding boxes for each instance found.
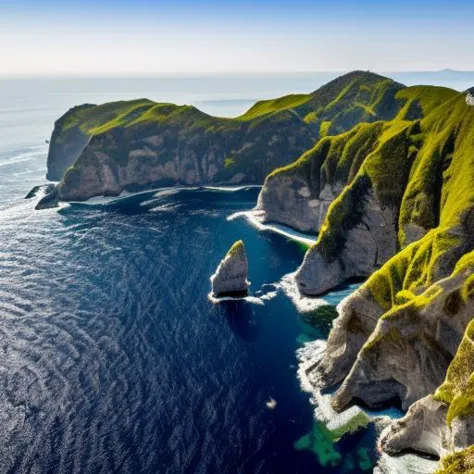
[1,0,474,76]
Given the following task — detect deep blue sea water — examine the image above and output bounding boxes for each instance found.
[1,72,470,473]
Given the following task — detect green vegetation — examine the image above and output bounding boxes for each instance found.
[238,94,311,121]
[319,120,331,136]
[265,118,385,210]
[55,71,443,193]
[72,71,405,142]
[60,99,156,136]
[395,86,457,120]
[317,173,371,261]
[227,240,245,257]
[435,317,474,424]
[436,445,474,474]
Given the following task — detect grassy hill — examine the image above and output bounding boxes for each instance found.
[47,71,417,193]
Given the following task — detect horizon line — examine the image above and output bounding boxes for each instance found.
[2,68,474,80]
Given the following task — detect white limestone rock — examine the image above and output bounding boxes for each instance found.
[211,241,250,297]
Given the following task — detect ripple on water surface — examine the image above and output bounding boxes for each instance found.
[0,174,376,473]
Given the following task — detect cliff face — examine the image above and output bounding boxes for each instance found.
[256,122,384,232]
[279,89,474,469]
[257,85,457,234]
[46,71,407,202]
[379,314,474,464]
[55,105,315,200]
[46,104,96,181]
[293,89,471,296]
[300,90,474,391]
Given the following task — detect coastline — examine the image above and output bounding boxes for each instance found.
[228,209,317,247]
[58,184,263,207]
[39,180,444,473]
[296,339,440,474]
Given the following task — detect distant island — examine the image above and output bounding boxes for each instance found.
[36,71,474,473]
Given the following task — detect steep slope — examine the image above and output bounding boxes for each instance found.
[43,71,408,203]
[287,90,474,469]
[46,99,156,180]
[379,313,474,464]
[293,89,471,295]
[257,85,457,234]
[298,90,474,385]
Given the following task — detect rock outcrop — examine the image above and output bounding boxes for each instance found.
[211,241,250,297]
[467,88,474,106]
[379,319,474,467]
[24,184,56,199]
[35,186,59,210]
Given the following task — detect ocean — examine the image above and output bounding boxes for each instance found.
[0,72,470,473]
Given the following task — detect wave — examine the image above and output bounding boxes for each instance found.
[0,147,47,167]
[294,339,436,473]
[204,185,262,192]
[208,282,279,306]
[296,340,403,437]
[278,273,327,313]
[64,184,260,207]
[228,209,317,247]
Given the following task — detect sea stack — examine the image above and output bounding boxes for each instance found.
[211,240,250,297]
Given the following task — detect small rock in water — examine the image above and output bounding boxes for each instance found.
[24,184,56,199]
[210,240,250,297]
[266,398,277,409]
[35,186,59,210]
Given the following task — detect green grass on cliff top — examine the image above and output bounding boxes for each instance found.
[57,70,414,161]
[239,71,403,123]
[238,94,311,121]
[59,98,239,139]
[227,240,245,257]
[395,85,457,119]
[60,99,155,135]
